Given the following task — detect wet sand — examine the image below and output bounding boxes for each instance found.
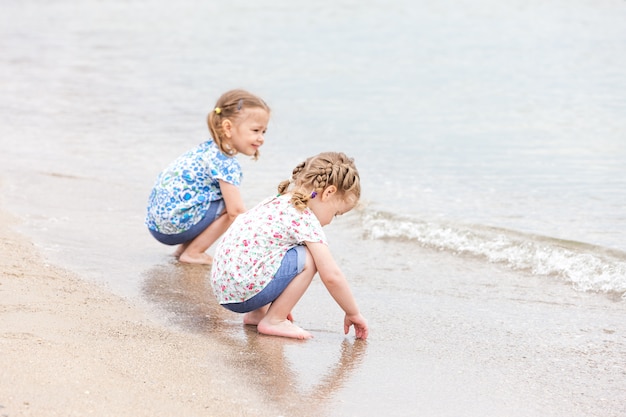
[3,206,626,417]
[0,208,370,417]
[0,210,286,417]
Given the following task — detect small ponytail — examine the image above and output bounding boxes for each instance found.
[206,89,270,159]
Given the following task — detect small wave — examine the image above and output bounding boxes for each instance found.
[361,210,626,298]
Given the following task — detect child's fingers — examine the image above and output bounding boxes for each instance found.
[353,322,368,340]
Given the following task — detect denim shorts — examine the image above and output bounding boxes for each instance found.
[149,199,225,245]
[222,245,306,313]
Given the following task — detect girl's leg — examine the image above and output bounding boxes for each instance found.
[243,305,269,326]
[257,249,317,339]
[173,242,189,258]
[243,306,294,326]
[178,213,233,264]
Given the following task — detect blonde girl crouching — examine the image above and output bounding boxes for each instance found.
[145,89,270,264]
[211,152,369,340]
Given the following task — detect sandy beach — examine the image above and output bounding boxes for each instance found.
[0,210,286,417]
[3,202,626,417]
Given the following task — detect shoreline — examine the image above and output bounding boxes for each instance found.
[3,201,626,417]
[0,210,282,417]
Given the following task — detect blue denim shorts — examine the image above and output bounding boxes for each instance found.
[149,199,225,245]
[222,245,306,313]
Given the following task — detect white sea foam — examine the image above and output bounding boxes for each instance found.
[362,210,626,298]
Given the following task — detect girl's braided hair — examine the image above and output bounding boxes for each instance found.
[277,152,360,211]
[206,89,270,160]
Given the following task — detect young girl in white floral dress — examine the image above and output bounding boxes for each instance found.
[210,152,369,340]
[145,90,270,265]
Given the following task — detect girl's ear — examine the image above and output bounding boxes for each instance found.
[221,119,233,138]
[321,185,337,201]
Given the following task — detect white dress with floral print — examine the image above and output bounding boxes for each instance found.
[211,194,327,304]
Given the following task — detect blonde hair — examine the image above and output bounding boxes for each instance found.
[278,152,361,211]
[206,89,270,159]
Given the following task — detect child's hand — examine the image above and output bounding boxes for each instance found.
[344,313,369,340]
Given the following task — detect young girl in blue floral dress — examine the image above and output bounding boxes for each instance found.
[211,152,369,340]
[145,90,270,264]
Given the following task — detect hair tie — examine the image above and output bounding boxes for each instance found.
[214,107,221,114]
[310,191,317,199]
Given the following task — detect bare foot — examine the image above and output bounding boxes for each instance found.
[178,252,213,265]
[173,243,190,259]
[243,310,265,326]
[257,318,313,340]
[244,310,292,326]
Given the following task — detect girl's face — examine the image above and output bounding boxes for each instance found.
[309,187,357,227]
[223,107,270,156]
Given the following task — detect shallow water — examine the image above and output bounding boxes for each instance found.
[2,0,626,415]
[2,0,625,297]
[139,221,626,416]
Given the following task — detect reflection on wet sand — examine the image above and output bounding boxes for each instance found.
[141,261,367,416]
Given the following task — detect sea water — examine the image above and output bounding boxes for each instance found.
[4,0,623,297]
[1,1,626,414]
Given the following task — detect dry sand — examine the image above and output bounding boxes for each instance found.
[0,210,283,417]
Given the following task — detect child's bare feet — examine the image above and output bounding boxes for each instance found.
[243,310,265,326]
[257,318,313,340]
[178,252,213,265]
[244,310,293,326]
[173,243,189,259]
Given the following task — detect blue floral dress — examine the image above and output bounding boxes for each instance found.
[145,139,241,235]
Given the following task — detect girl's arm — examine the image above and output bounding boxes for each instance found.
[305,241,368,339]
[218,180,246,221]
